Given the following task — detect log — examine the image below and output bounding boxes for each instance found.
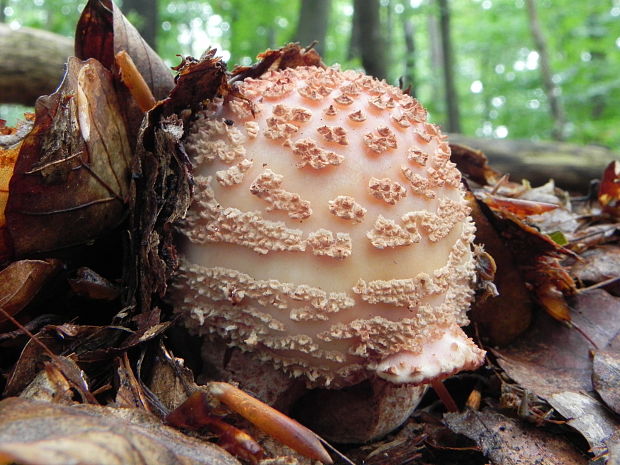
[448,133,619,192]
[0,24,72,106]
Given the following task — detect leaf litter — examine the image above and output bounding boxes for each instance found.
[0,3,619,464]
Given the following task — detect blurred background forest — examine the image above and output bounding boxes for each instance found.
[1,0,620,151]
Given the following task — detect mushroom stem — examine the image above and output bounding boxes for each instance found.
[431,379,458,413]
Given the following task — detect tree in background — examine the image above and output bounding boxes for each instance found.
[352,0,387,80]
[400,0,417,97]
[293,0,330,57]
[1,0,620,151]
[122,0,159,48]
[525,0,565,141]
[437,0,460,133]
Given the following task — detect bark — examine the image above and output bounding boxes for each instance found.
[586,12,606,119]
[0,24,73,106]
[428,12,443,106]
[347,1,360,60]
[293,0,330,57]
[401,4,416,97]
[354,0,387,80]
[438,0,461,133]
[448,133,618,192]
[122,0,158,49]
[525,0,566,140]
[385,0,394,78]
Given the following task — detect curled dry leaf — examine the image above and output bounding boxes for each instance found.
[495,289,620,453]
[5,57,131,257]
[592,349,620,415]
[571,245,620,295]
[0,118,35,149]
[599,161,620,218]
[449,142,503,187]
[0,259,62,325]
[76,0,174,139]
[0,397,241,465]
[128,52,227,314]
[0,136,22,262]
[4,323,136,397]
[467,192,533,346]
[444,408,587,465]
[67,267,121,301]
[76,0,173,101]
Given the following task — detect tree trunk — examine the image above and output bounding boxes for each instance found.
[524,0,565,141]
[354,0,387,80]
[385,0,394,80]
[347,2,360,60]
[428,12,443,107]
[0,24,73,106]
[448,133,617,192]
[293,0,330,57]
[586,12,605,119]
[122,0,158,49]
[438,0,461,133]
[401,3,416,97]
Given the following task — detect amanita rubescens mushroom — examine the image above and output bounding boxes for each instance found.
[170,65,485,442]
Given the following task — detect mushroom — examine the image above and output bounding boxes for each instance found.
[169,65,485,443]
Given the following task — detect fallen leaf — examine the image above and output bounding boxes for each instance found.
[75,0,174,140]
[5,58,132,256]
[75,0,173,101]
[0,117,35,148]
[19,360,75,403]
[570,245,620,292]
[479,193,559,218]
[599,161,620,218]
[0,139,22,262]
[0,397,240,465]
[230,43,323,83]
[449,143,503,187]
[467,192,533,346]
[444,408,587,465]
[496,290,620,453]
[67,267,121,301]
[0,259,62,325]
[592,349,620,415]
[4,324,130,397]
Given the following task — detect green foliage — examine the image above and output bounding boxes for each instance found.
[2,0,619,149]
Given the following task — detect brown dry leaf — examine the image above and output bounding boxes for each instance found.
[0,397,240,465]
[0,118,35,148]
[5,57,131,256]
[75,0,174,140]
[592,349,620,415]
[76,0,173,101]
[449,142,503,187]
[599,161,620,218]
[0,139,22,262]
[129,52,227,315]
[0,259,62,325]
[4,324,129,397]
[496,289,620,453]
[67,267,121,301]
[467,192,534,346]
[444,408,587,465]
[571,246,620,295]
[229,43,323,84]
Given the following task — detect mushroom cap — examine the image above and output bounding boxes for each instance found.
[170,65,485,388]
